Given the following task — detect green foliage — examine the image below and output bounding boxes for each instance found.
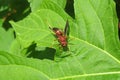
[0,0,120,80]
[28,0,67,11]
[0,20,14,53]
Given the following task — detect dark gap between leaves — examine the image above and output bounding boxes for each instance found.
[114,0,120,39]
[65,0,75,19]
[1,0,31,30]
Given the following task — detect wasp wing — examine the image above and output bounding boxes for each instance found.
[64,20,69,36]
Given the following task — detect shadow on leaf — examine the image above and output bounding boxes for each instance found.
[27,43,56,60]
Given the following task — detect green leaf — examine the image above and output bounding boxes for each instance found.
[73,0,120,59]
[0,49,120,80]
[0,65,49,80]
[52,0,67,9]
[28,0,70,21]
[0,26,14,53]
[8,0,120,79]
[28,0,67,11]
[9,39,22,56]
[0,17,19,56]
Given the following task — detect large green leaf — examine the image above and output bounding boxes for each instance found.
[7,0,120,80]
[10,9,67,49]
[28,0,70,21]
[73,0,120,59]
[0,48,120,80]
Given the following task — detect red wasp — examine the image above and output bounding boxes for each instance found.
[49,20,69,48]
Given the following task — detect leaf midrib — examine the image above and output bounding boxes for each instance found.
[70,35,120,64]
[52,71,120,80]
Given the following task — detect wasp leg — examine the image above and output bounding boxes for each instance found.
[50,38,59,48]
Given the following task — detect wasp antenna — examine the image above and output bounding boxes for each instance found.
[49,26,52,30]
[45,20,52,28]
[48,23,52,27]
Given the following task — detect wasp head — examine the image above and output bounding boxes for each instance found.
[49,27,63,36]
